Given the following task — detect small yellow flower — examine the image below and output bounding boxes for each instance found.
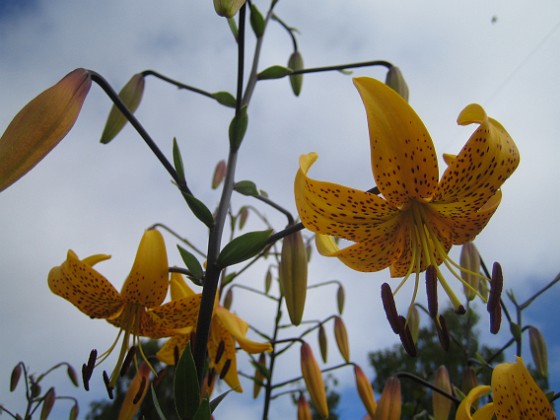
[295,77,519,311]
[48,229,201,388]
[157,273,271,392]
[457,357,556,419]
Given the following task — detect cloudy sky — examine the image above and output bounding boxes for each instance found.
[1,0,559,418]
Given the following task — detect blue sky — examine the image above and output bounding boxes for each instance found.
[0,0,559,418]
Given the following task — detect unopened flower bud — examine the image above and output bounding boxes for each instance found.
[223,288,233,310]
[432,365,452,420]
[239,206,249,230]
[253,353,266,399]
[376,377,401,420]
[408,305,420,344]
[461,366,478,397]
[100,73,145,144]
[279,230,308,326]
[67,365,79,387]
[354,365,376,418]
[69,403,79,420]
[10,363,22,392]
[264,267,272,294]
[385,66,409,102]
[300,342,328,418]
[529,327,548,378]
[288,51,304,96]
[297,393,312,420]
[212,159,227,189]
[318,324,328,363]
[334,316,350,362]
[460,242,481,301]
[213,0,246,18]
[40,387,56,420]
[337,285,345,315]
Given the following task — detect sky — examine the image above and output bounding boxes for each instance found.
[0,0,559,418]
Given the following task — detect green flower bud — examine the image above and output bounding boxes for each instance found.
[529,327,548,378]
[432,365,452,420]
[385,66,409,101]
[460,242,481,301]
[288,51,304,96]
[318,324,328,364]
[279,230,308,325]
[213,0,246,18]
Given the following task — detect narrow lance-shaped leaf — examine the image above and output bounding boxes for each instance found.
[174,342,200,419]
[100,73,145,144]
[0,68,91,192]
[177,245,204,284]
[217,229,272,268]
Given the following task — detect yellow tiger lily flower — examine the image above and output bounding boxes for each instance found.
[157,273,272,392]
[456,357,556,419]
[48,229,201,388]
[295,77,519,311]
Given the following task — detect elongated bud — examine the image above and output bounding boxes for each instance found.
[223,288,233,310]
[0,68,91,191]
[69,403,80,420]
[239,206,249,230]
[118,363,151,420]
[478,277,489,301]
[213,0,246,17]
[408,305,420,344]
[432,365,452,420]
[334,316,350,362]
[385,66,409,101]
[529,327,548,378]
[461,367,478,397]
[354,365,376,418]
[10,363,22,391]
[67,365,79,387]
[264,267,272,294]
[40,387,56,420]
[297,393,312,420]
[376,377,401,420]
[279,230,308,325]
[460,242,481,301]
[100,73,145,144]
[212,159,227,189]
[253,353,266,399]
[288,51,304,96]
[337,285,345,315]
[300,342,328,418]
[318,324,328,363]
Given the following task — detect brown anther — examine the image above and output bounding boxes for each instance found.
[215,340,226,364]
[208,368,216,387]
[435,315,450,352]
[120,346,137,377]
[173,345,180,366]
[487,262,503,313]
[133,376,147,404]
[398,316,417,357]
[82,349,97,390]
[455,305,466,315]
[82,364,90,391]
[381,283,402,334]
[102,370,114,399]
[425,265,438,319]
[220,359,232,380]
[489,300,502,334]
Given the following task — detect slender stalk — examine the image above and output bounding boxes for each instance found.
[142,70,216,100]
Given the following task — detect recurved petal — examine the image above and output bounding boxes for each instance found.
[48,250,123,318]
[353,77,439,207]
[492,357,555,419]
[215,307,272,353]
[0,69,91,192]
[121,229,169,308]
[435,104,519,212]
[209,315,242,391]
[170,272,197,300]
[295,152,401,243]
[146,294,201,337]
[456,385,491,420]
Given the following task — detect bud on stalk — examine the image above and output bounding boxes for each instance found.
[279,230,308,326]
[300,343,328,418]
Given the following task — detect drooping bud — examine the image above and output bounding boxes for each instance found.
[69,403,80,420]
[461,367,478,397]
[213,0,246,18]
[375,377,401,420]
[0,68,91,192]
[529,327,548,378]
[460,242,481,301]
[318,324,328,363]
[432,365,452,420]
[337,285,345,315]
[10,363,22,392]
[334,316,350,362]
[223,288,233,310]
[40,388,56,420]
[297,393,312,420]
[239,206,249,230]
[408,305,420,344]
[118,363,151,420]
[66,365,79,387]
[100,73,145,144]
[264,267,272,294]
[212,159,227,189]
[385,66,409,101]
[279,230,308,326]
[300,342,328,418]
[253,353,267,399]
[288,50,304,96]
[354,365,376,418]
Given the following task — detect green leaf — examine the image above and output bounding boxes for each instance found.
[150,385,168,420]
[172,138,186,183]
[221,271,237,288]
[211,91,236,108]
[228,106,248,151]
[257,65,293,80]
[193,398,212,420]
[177,245,204,283]
[174,342,200,420]
[249,4,265,37]
[233,180,259,196]
[217,230,272,268]
[184,193,214,228]
[209,389,233,413]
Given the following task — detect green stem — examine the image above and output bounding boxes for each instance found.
[141,70,216,100]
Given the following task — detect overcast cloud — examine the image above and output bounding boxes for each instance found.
[1,0,559,418]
